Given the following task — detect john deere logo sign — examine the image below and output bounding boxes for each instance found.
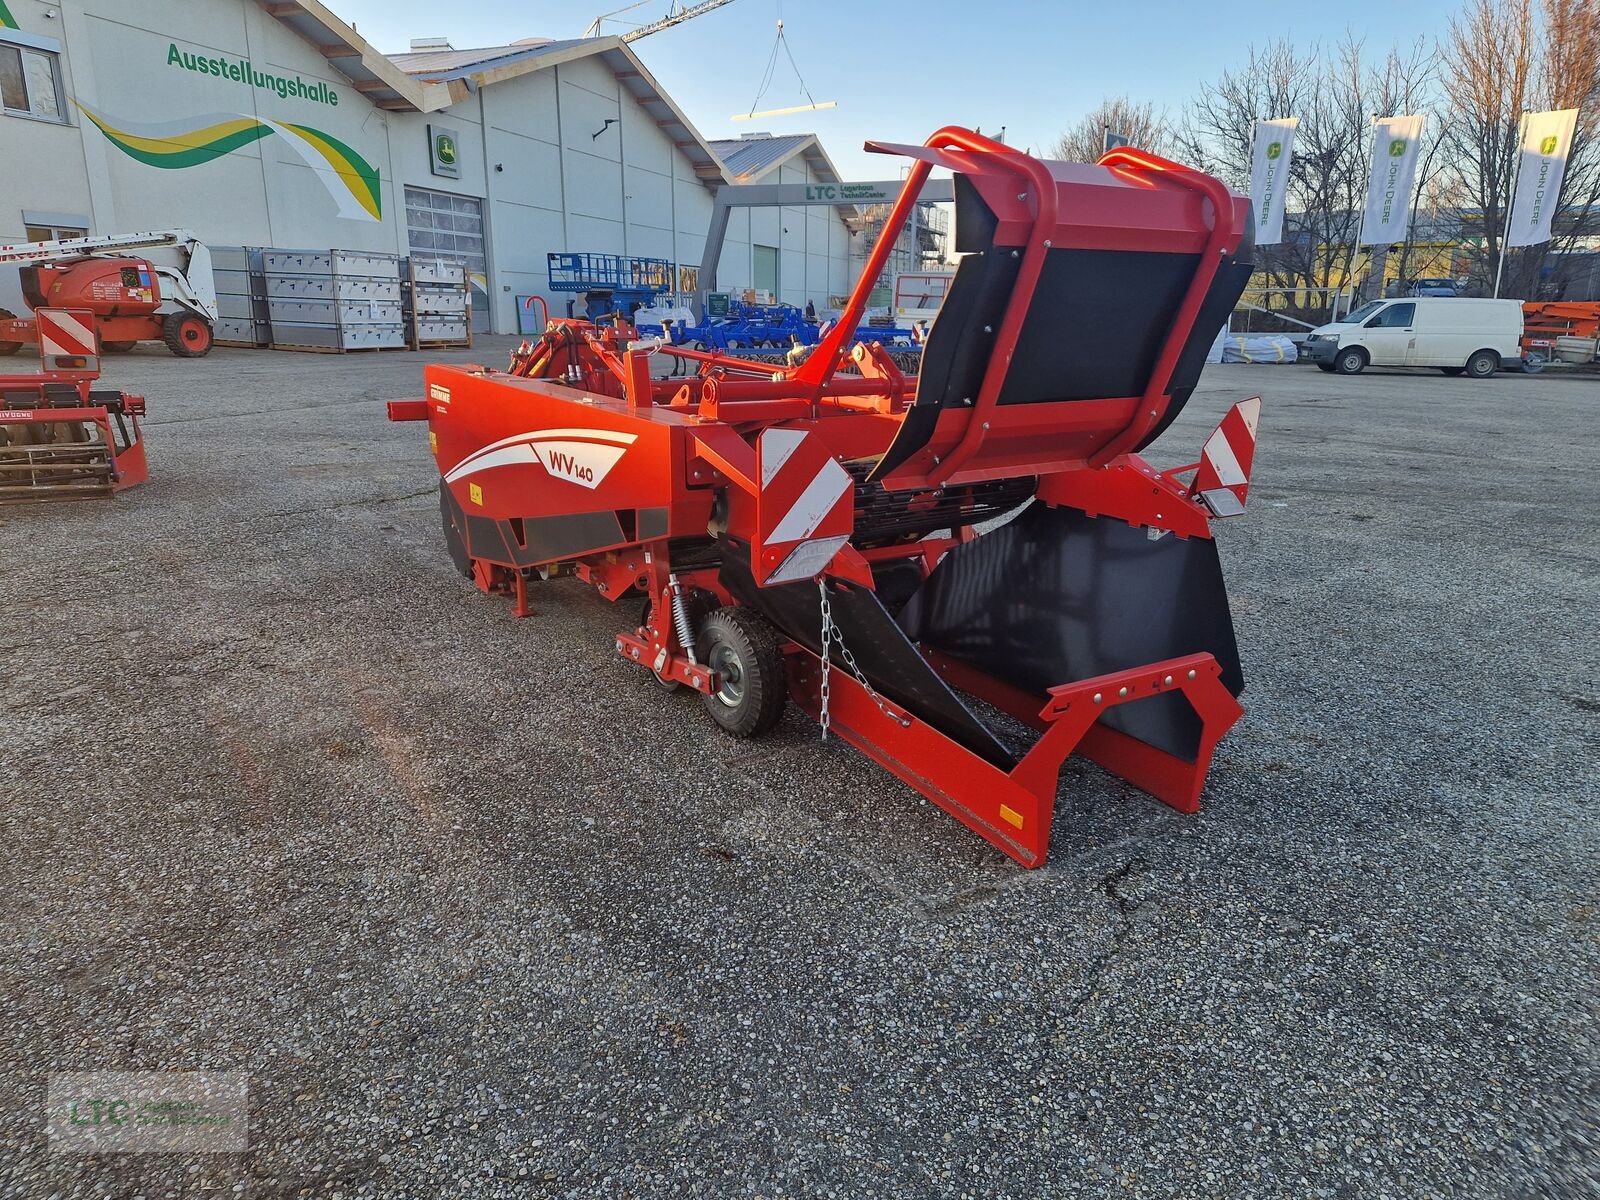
[1389,138,1408,157]
[1540,135,1559,155]
[430,124,461,179]
[1266,141,1282,160]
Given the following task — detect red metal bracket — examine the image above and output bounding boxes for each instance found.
[791,648,1243,868]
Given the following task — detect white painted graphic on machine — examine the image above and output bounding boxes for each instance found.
[444,428,638,490]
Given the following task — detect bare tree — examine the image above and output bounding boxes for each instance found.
[1054,96,1169,162]
[1439,0,1537,291]
[1174,37,1377,312]
[1438,0,1600,296]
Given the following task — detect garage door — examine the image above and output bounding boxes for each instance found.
[405,186,489,333]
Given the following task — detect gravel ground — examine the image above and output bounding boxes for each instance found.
[1,341,1595,1198]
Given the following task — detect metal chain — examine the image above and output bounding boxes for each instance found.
[816,578,902,738]
[818,579,832,740]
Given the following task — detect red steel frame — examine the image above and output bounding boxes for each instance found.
[0,314,149,500]
[391,127,1258,868]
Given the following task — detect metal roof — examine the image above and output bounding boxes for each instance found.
[708,134,842,185]
[388,39,581,79]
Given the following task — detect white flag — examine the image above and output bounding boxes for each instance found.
[1249,118,1298,246]
[1359,115,1425,247]
[1506,108,1580,248]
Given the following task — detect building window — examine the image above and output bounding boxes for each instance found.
[25,224,86,243]
[0,40,65,122]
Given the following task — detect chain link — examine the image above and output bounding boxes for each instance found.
[818,579,832,740]
[816,578,901,738]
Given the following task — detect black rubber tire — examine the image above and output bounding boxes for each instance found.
[440,481,474,578]
[1440,366,1465,376]
[0,306,20,355]
[1334,346,1368,375]
[162,311,214,357]
[696,607,786,737]
[103,340,138,353]
[1465,350,1499,379]
[1316,362,1336,373]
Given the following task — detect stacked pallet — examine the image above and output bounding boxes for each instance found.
[265,250,407,353]
[211,247,270,348]
[405,258,471,349]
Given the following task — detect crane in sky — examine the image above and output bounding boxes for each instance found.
[583,0,740,43]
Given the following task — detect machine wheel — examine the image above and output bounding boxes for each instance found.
[0,306,20,355]
[1465,349,1499,379]
[103,341,138,353]
[1439,366,1465,376]
[163,312,214,357]
[696,607,786,737]
[440,481,474,578]
[1334,346,1368,375]
[1316,362,1336,373]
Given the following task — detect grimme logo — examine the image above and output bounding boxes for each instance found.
[435,132,457,166]
[1266,141,1283,160]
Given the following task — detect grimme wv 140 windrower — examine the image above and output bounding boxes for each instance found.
[390,128,1263,867]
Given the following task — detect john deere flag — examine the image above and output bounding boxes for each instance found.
[1359,115,1425,246]
[1506,108,1580,248]
[1249,118,1298,246]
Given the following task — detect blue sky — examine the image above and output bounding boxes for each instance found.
[337,0,1461,178]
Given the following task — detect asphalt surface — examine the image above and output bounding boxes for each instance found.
[1,341,1595,1198]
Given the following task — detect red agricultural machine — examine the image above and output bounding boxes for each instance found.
[0,308,149,502]
[390,128,1263,867]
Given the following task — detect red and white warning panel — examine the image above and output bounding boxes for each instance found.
[754,428,855,586]
[1191,396,1260,517]
[36,307,100,372]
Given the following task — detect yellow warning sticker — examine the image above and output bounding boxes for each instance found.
[468,482,483,506]
[428,431,438,453]
[999,804,1024,830]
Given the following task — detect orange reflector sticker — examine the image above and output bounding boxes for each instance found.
[468,482,483,506]
[428,431,438,453]
[999,804,1023,829]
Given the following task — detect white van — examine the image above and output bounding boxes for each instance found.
[1302,298,1524,377]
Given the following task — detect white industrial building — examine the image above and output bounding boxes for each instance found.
[0,0,858,333]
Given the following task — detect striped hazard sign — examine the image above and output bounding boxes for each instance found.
[1190,396,1260,517]
[755,428,855,585]
[37,308,100,369]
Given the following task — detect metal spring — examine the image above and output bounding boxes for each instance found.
[668,573,697,665]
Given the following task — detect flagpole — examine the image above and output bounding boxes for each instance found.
[1341,116,1377,319]
[1494,113,1528,299]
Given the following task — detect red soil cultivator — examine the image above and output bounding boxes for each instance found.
[390,128,1263,867]
[0,308,148,502]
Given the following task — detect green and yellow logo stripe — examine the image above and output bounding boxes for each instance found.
[81,109,273,169]
[78,104,381,222]
[0,2,19,30]
[282,121,381,221]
